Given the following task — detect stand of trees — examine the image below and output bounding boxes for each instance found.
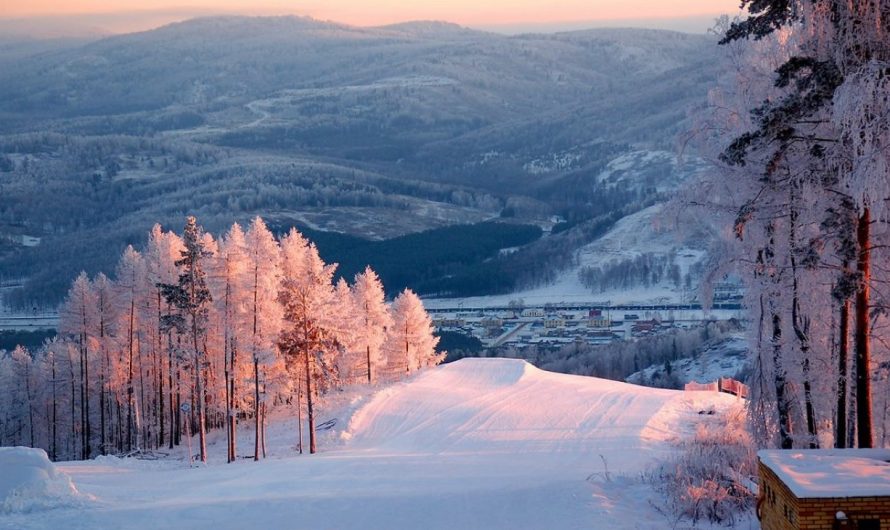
[579,252,684,293]
[686,3,890,449]
[0,216,444,462]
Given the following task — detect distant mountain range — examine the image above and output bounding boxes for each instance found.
[0,16,721,307]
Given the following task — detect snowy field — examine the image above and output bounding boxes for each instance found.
[1,359,750,530]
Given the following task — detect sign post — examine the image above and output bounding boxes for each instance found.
[181,402,193,467]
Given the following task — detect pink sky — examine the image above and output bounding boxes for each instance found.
[2,0,741,26]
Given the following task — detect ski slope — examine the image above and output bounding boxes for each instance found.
[2,359,741,530]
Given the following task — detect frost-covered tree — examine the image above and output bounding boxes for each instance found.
[4,215,441,460]
[691,1,890,448]
[161,216,213,463]
[278,229,341,454]
[333,278,360,384]
[244,217,283,460]
[115,247,147,453]
[209,223,250,463]
[59,272,97,459]
[91,272,118,455]
[352,267,393,385]
[11,346,36,448]
[145,224,185,449]
[386,289,444,375]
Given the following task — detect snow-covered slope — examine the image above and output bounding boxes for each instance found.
[627,335,750,387]
[426,203,714,308]
[2,359,741,529]
[347,358,679,458]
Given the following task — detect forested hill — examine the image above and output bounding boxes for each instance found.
[0,17,719,307]
[267,221,543,297]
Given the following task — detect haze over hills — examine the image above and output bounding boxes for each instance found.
[0,16,720,307]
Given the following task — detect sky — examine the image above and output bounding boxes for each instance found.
[1,1,743,36]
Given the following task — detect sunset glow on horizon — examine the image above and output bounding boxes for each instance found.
[2,0,742,27]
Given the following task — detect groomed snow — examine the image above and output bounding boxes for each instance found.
[1,359,740,529]
[759,449,890,499]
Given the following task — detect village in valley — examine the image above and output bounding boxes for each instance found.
[428,286,744,351]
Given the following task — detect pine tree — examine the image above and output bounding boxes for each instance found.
[720,0,890,448]
[161,216,213,463]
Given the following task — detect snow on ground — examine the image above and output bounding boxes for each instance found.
[627,335,749,387]
[0,448,85,515]
[596,150,684,192]
[1,359,745,530]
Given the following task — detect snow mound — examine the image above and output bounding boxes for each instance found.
[345,357,681,458]
[0,447,83,514]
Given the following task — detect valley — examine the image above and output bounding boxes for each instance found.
[0,16,719,309]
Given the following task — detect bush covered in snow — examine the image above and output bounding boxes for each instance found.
[646,407,756,526]
[0,447,82,513]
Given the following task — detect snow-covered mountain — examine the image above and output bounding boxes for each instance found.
[0,16,720,306]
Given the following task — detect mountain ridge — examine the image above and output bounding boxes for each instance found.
[0,16,720,307]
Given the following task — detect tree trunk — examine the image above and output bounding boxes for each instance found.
[855,207,873,448]
[297,376,303,454]
[24,364,33,447]
[51,355,57,460]
[254,358,261,461]
[168,336,175,449]
[253,265,261,462]
[772,312,794,449]
[789,190,818,448]
[84,339,91,459]
[127,298,135,453]
[70,358,76,460]
[261,402,267,458]
[100,371,106,455]
[195,352,207,463]
[137,339,146,451]
[230,340,237,461]
[836,297,850,448]
[801,359,818,448]
[225,347,232,463]
[223,279,233,464]
[117,399,123,453]
[367,344,372,384]
[157,291,166,449]
[305,348,316,454]
[174,363,181,447]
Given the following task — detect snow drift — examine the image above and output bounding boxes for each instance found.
[0,447,83,514]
